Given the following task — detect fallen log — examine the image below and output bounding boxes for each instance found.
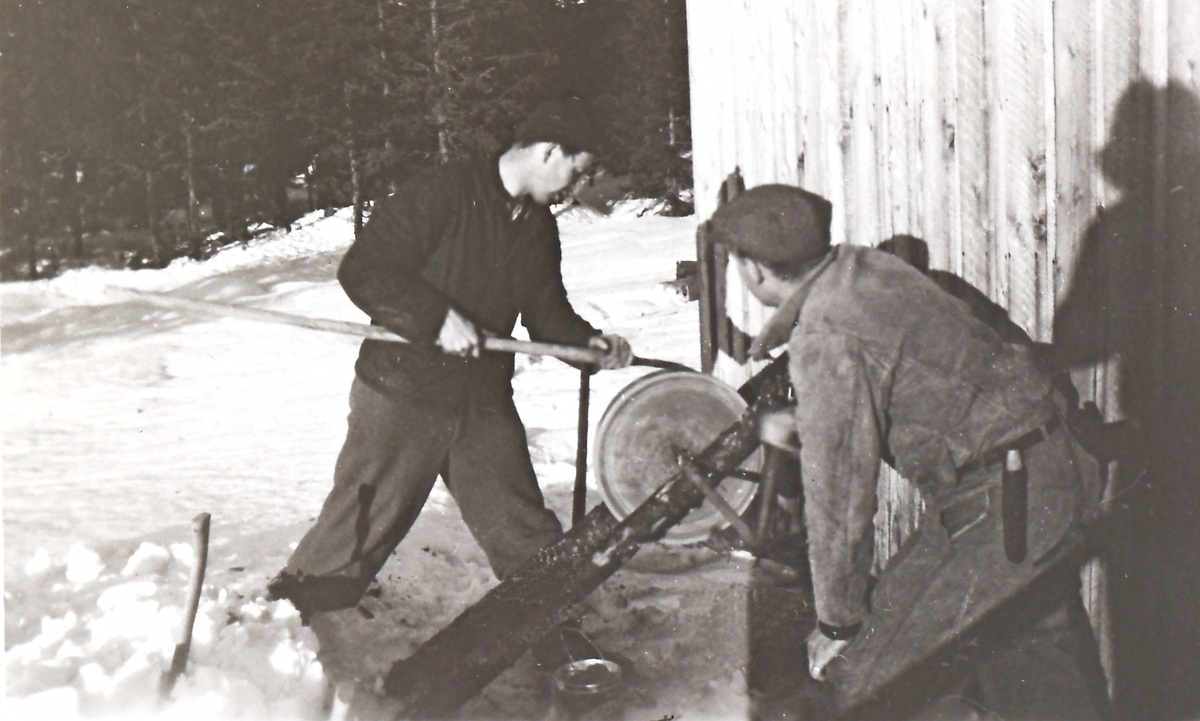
[379,356,794,719]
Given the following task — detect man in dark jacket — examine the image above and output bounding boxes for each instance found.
[268,100,632,620]
[710,185,1108,718]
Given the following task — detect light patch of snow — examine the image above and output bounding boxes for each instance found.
[168,543,194,566]
[96,582,159,613]
[121,544,173,577]
[8,686,83,718]
[25,547,53,576]
[7,613,80,663]
[64,544,106,584]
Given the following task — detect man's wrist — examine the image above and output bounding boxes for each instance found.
[817,620,862,641]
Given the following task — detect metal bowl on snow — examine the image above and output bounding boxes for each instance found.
[593,370,761,545]
[551,658,624,716]
[553,657,623,695]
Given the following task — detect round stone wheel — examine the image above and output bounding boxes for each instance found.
[594,370,761,545]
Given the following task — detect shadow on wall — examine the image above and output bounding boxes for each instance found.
[875,81,1200,718]
[1052,79,1200,721]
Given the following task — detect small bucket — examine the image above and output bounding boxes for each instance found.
[551,658,624,719]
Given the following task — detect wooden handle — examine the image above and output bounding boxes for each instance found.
[180,513,211,647]
[480,337,605,367]
[111,288,607,367]
[159,512,211,698]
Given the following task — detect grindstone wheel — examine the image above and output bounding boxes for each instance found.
[594,370,762,545]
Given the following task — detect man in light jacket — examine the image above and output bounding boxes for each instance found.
[711,184,1108,718]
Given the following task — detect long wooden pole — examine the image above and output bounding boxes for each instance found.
[110,288,607,368]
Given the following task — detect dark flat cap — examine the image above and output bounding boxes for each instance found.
[513,98,598,155]
[709,184,833,264]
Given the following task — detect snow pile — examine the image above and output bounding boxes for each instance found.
[7,541,325,720]
[77,210,354,304]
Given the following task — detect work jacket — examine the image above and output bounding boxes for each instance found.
[751,245,1057,628]
[338,158,599,404]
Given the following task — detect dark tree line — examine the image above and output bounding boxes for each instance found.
[0,0,690,280]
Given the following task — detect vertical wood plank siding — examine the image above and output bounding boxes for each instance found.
[686,0,1199,690]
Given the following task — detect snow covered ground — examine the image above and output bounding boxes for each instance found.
[4,204,756,719]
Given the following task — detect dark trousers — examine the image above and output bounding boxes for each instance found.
[835,423,1108,719]
[280,377,564,612]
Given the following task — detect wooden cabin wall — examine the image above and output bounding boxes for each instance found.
[686,0,1200,701]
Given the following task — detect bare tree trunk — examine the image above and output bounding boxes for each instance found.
[349,137,364,239]
[183,122,200,255]
[212,165,230,238]
[24,231,38,279]
[20,196,39,280]
[145,169,163,266]
[69,161,86,259]
[378,0,390,97]
[227,170,244,241]
[431,0,450,164]
[304,162,315,213]
[37,167,60,277]
[131,11,163,266]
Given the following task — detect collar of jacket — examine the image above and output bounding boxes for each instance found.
[749,247,839,360]
[485,154,535,222]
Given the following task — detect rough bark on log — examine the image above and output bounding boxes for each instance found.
[380,356,794,719]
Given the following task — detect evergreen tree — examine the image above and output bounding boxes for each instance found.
[1,0,692,279]
[397,0,555,164]
[0,0,142,275]
[543,0,691,210]
[607,0,690,203]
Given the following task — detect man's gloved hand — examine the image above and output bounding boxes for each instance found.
[760,409,800,452]
[437,307,482,358]
[806,626,851,681]
[588,334,633,370]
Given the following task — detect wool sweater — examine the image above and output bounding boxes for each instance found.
[339,158,598,403]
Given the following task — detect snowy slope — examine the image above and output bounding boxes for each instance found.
[3,204,753,720]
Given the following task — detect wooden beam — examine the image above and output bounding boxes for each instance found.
[378,356,795,719]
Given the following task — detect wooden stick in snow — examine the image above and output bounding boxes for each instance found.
[159,512,211,699]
